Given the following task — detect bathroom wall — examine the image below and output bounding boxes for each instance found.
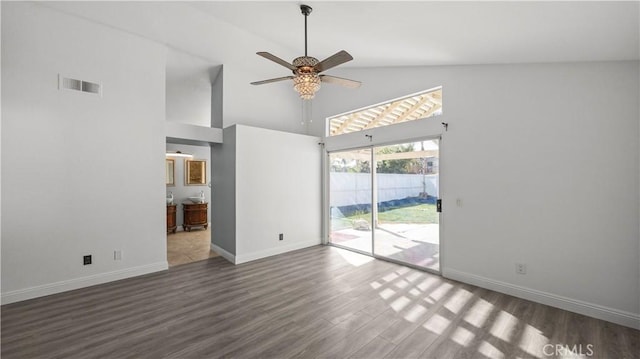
[166,143,212,229]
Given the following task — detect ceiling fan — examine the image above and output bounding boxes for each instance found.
[250,4,361,100]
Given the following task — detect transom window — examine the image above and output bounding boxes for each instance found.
[327,87,442,136]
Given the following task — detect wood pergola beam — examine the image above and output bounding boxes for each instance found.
[328,88,443,136]
[391,96,432,124]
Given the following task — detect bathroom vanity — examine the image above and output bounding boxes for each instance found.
[166,204,177,234]
[182,202,208,232]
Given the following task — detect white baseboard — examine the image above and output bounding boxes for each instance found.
[211,243,236,264]
[235,239,321,264]
[211,239,321,265]
[443,268,640,330]
[1,261,168,305]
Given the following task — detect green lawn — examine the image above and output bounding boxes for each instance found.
[333,204,438,230]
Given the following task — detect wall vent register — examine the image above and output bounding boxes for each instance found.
[58,74,102,95]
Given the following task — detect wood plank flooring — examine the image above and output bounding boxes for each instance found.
[2,245,638,358]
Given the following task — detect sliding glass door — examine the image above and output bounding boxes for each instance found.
[373,140,440,271]
[328,139,440,272]
[329,149,373,254]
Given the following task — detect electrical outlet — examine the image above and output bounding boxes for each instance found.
[516,263,527,275]
[83,255,92,265]
[279,233,284,241]
[114,250,122,261]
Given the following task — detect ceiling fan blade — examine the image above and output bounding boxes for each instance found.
[315,50,353,72]
[256,52,297,71]
[320,75,361,89]
[250,76,295,85]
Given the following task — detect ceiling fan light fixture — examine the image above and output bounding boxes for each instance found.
[293,73,321,100]
[250,3,360,101]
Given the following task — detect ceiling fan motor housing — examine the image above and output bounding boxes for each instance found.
[293,56,319,74]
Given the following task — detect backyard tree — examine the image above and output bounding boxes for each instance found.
[376,144,423,174]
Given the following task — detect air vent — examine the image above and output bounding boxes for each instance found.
[81,81,101,94]
[62,77,81,91]
[59,74,102,96]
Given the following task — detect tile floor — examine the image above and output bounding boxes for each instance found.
[166,228,218,266]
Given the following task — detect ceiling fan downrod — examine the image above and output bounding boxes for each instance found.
[300,4,312,57]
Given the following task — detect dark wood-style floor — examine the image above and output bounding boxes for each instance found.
[1,245,638,359]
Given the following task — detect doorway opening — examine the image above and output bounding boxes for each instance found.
[328,139,440,272]
[166,143,218,267]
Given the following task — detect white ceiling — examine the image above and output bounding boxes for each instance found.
[188,1,640,67]
[41,1,639,70]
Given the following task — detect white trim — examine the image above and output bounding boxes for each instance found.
[324,115,444,153]
[1,262,168,305]
[211,243,236,264]
[235,239,321,265]
[443,268,640,330]
[165,122,223,144]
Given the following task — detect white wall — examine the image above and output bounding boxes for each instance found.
[212,125,322,264]
[315,61,640,327]
[166,143,211,227]
[165,48,218,127]
[40,1,305,135]
[235,125,322,263]
[1,2,168,303]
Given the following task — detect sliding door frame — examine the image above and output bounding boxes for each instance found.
[323,116,446,274]
[370,138,442,275]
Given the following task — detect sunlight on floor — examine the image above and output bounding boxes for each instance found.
[427,282,454,303]
[519,324,550,357]
[479,340,505,359]
[390,295,411,312]
[464,298,494,328]
[423,313,451,335]
[444,287,473,314]
[404,304,428,323]
[451,326,475,347]
[490,310,519,342]
[340,246,593,359]
[335,247,374,266]
[380,288,396,300]
[417,276,441,291]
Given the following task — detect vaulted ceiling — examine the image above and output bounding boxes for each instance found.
[43,1,639,69]
[190,1,639,67]
[36,1,639,135]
